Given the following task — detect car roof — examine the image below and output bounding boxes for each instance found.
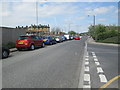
[20,35,36,37]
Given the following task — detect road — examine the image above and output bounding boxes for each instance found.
[2,37,87,88]
[84,41,119,89]
[2,36,119,89]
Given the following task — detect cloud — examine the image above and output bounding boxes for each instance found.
[97,18,107,21]
[1,2,78,27]
[2,0,119,2]
[85,6,116,15]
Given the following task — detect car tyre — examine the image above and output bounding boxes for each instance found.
[30,44,35,50]
[2,50,9,58]
[50,42,53,45]
[41,43,45,48]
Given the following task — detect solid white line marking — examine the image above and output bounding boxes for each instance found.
[84,74,90,82]
[93,55,97,58]
[99,74,108,83]
[83,85,91,88]
[85,61,89,65]
[85,66,90,72]
[94,58,98,61]
[97,67,104,73]
[85,58,89,61]
[95,62,100,66]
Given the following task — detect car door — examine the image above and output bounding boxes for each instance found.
[31,36,38,46]
[37,36,43,46]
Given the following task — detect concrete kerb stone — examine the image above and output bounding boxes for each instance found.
[10,48,17,52]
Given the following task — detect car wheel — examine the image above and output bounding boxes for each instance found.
[30,44,35,50]
[55,41,57,44]
[41,43,45,48]
[2,50,9,58]
[50,42,52,45]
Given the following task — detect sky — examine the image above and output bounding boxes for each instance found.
[0,0,119,33]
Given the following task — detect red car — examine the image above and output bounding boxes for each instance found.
[16,35,45,51]
[74,36,80,40]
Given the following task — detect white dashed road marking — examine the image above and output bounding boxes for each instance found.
[92,52,108,84]
[97,67,104,73]
[93,55,96,58]
[95,61,100,66]
[94,58,98,62]
[85,58,89,61]
[85,66,90,72]
[84,74,91,83]
[99,74,108,83]
[83,85,91,88]
[86,56,89,58]
[85,61,89,65]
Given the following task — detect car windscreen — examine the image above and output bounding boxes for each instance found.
[43,37,50,39]
[18,36,29,40]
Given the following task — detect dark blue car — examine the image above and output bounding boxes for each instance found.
[42,36,57,45]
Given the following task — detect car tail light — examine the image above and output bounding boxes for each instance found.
[24,41,29,45]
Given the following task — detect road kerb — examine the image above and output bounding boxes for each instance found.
[78,40,88,88]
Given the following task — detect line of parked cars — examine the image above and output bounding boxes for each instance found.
[1,34,82,59]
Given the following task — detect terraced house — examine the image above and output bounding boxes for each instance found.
[16,24,50,36]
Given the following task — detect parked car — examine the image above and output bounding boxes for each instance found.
[2,47,10,59]
[74,36,80,40]
[42,36,57,45]
[16,35,45,51]
[69,35,74,40]
[61,36,67,41]
[55,36,63,42]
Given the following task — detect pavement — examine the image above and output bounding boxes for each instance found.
[87,37,118,47]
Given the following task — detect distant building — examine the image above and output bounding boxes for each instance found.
[16,24,50,36]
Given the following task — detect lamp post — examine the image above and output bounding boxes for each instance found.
[36,1,39,35]
[88,15,97,41]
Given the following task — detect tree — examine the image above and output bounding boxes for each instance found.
[68,31,76,35]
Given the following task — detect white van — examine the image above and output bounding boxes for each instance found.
[64,35,70,40]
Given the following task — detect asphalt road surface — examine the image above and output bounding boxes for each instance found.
[86,41,119,89]
[2,37,87,88]
[2,37,119,89]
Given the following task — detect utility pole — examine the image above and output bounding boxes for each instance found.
[93,15,97,41]
[88,15,96,41]
[36,1,39,35]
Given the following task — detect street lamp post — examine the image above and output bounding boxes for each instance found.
[88,15,97,41]
[36,1,39,35]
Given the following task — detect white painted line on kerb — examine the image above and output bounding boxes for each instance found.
[84,74,91,82]
[93,55,97,58]
[94,58,98,62]
[85,61,89,65]
[85,58,89,61]
[95,62,100,66]
[85,66,90,72]
[97,67,104,73]
[83,85,91,88]
[99,74,108,83]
